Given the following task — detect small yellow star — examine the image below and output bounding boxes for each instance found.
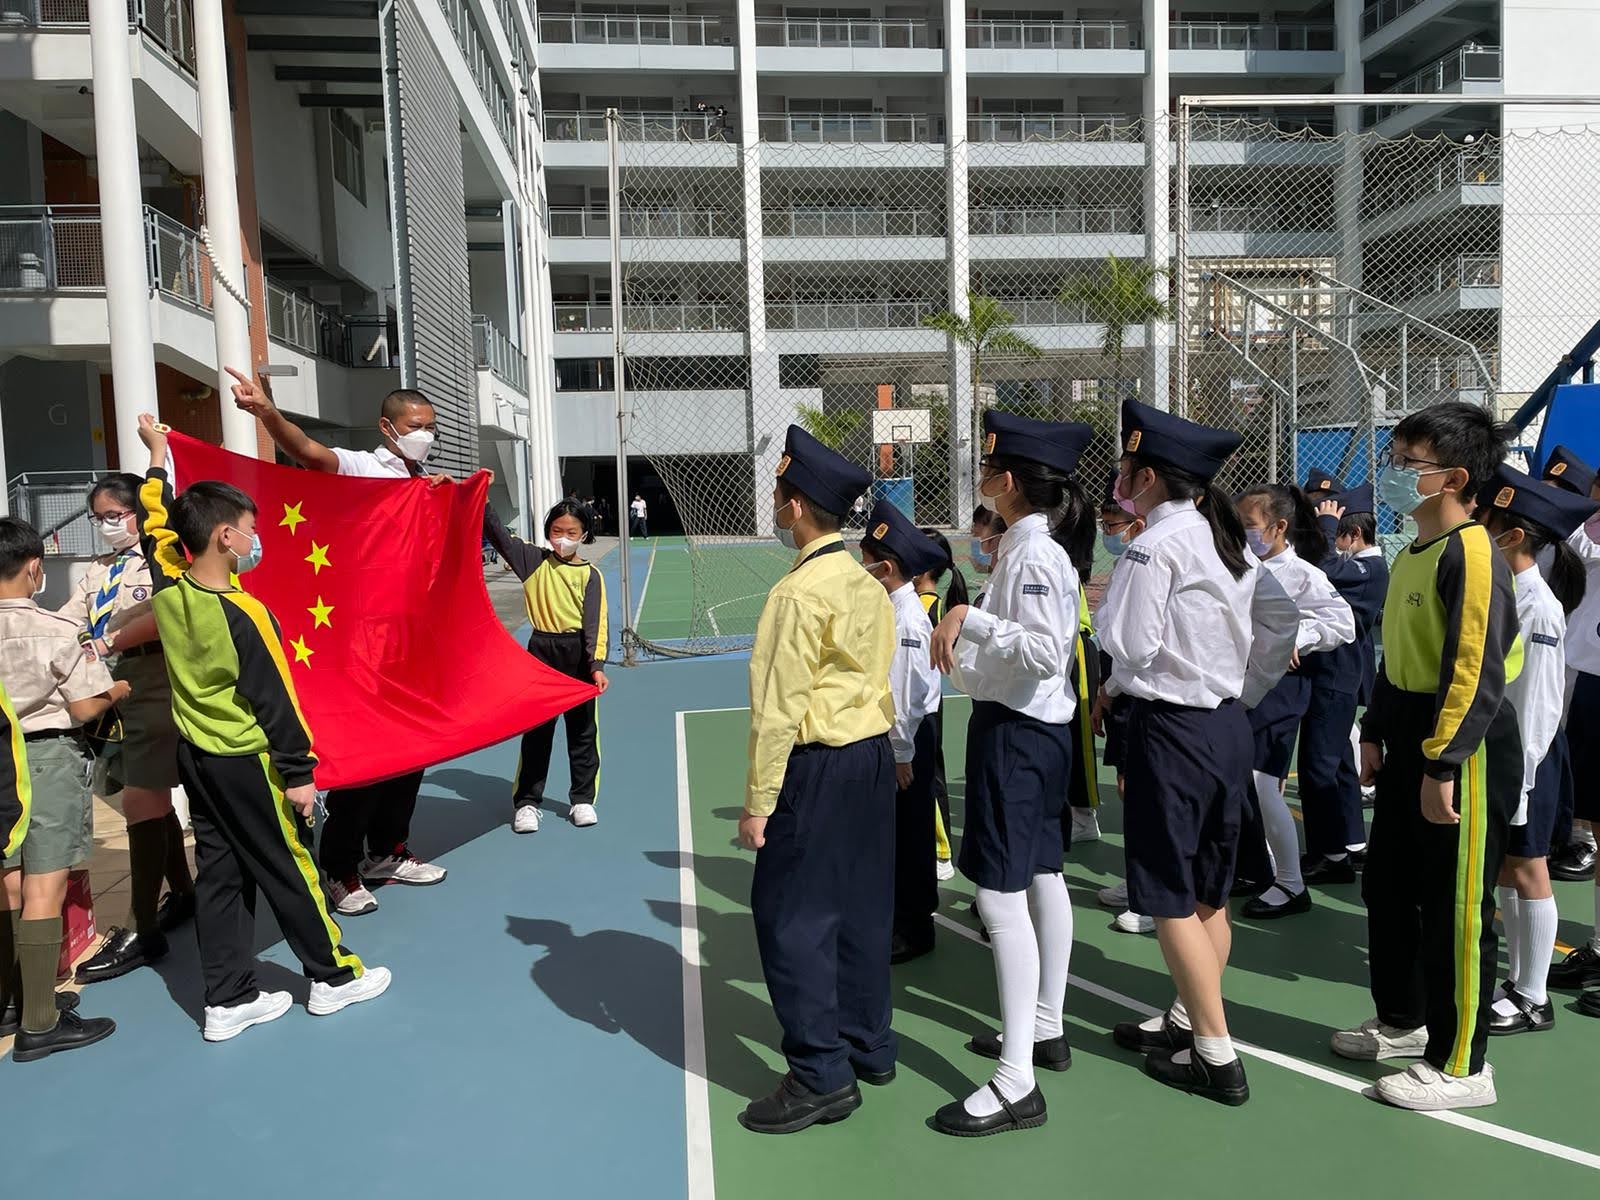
[289,636,313,665]
[308,596,334,628]
[280,501,306,535]
[305,542,331,574]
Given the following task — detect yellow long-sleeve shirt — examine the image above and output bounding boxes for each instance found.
[745,532,896,817]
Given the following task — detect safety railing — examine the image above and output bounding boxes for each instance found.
[553,302,744,333]
[760,112,944,144]
[264,277,321,354]
[1365,147,1501,216]
[754,17,939,48]
[763,299,945,331]
[436,0,516,153]
[0,205,105,290]
[965,19,1137,49]
[1390,254,1502,302]
[1169,22,1335,51]
[1181,112,1337,140]
[967,112,1139,143]
[969,206,1135,235]
[537,13,728,45]
[473,314,527,392]
[1361,0,1426,40]
[143,208,210,309]
[1367,45,1502,124]
[9,0,196,74]
[327,315,400,369]
[543,110,734,142]
[548,208,741,238]
[1188,204,1333,232]
[761,208,944,238]
[6,471,101,557]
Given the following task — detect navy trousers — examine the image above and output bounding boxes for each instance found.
[893,717,939,949]
[1298,684,1365,857]
[751,735,897,1094]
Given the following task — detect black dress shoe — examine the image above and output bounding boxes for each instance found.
[11,1009,117,1062]
[74,927,169,985]
[1112,1014,1193,1055]
[0,990,79,1037]
[1229,877,1264,899]
[852,1062,896,1086]
[1241,888,1313,920]
[738,1074,862,1134]
[1301,855,1358,886]
[1578,988,1600,1018]
[930,1083,1047,1137]
[1143,1049,1250,1105]
[1549,843,1597,881]
[156,889,196,933]
[1487,988,1555,1035]
[890,932,934,965]
[967,1029,1072,1072]
[1348,847,1368,870]
[1548,943,1600,990]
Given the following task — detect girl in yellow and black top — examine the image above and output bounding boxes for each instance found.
[485,499,608,834]
[915,528,967,881]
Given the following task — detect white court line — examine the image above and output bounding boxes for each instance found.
[635,538,659,625]
[676,711,717,1200]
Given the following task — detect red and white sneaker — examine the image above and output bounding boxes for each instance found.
[361,845,446,886]
[328,876,378,916]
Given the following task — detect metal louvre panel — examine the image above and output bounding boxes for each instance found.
[384,0,478,478]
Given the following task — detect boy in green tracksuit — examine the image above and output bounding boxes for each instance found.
[1333,403,1522,1111]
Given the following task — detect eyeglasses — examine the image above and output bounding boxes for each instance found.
[93,511,134,525]
[1385,452,1447,471]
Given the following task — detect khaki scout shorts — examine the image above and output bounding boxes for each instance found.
[3,733,93,874]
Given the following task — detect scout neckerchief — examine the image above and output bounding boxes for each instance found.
[87,550,134,640]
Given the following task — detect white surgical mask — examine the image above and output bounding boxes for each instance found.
[977,473,1007,513]
[31,566,46,598]
[774,503,799,551]
[95,515,139,551]
[387,423,436,463]
[552,536,579,557]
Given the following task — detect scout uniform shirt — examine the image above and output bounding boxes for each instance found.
[0,599,115,734]
[59,544,158,648]
[745,532,895,817]
[1506,564,1566,825]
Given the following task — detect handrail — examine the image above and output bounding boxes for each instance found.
[543,110,734,142]
[547,208,741,238]
[552,302,744,333]
[1365,146,1501,216]
[1367,44,1502,124]
[759,112,944,144]
[265,277,320,354]
[1361,0,1427,40]
[761,208,943,237]
[1169,21,1336,52]
[756,17,940,49]
[965,19,1138,50]
[969,206,1135,235]
[10,0,197,75]
[473,314,527,392]
[537,13,727,46]
[967,112,1139,143]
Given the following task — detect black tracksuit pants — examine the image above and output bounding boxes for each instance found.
[514,630,599,808]
[318,769,425,882]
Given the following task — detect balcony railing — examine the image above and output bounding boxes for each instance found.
[765,300,943,331]
[1367,147,1501,216]
[543,110,734,142]
[756,17,940,48]
[265,277,321,354]
[553,302,743,333]
[1189,205,1332,232]
[0,204,215,306]
[537,13,728,45]
[762,208,943,238]
[965,19,1138,49]
[760,112,943,144]
[436,0,515,153]
[969,206,1135,235]
[968,112,1139,144]
[1169,22,1335,51]
[10,0,196,75]
[473,315,527,392]
[1367,44,1502,124]
[1391,254,1502,302]
[548,208,742,238]
[1361,0,1426,40]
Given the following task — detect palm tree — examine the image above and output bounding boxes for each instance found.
[795,402,862,453]
[922,291,1044,409]
[1057,253,1170,365]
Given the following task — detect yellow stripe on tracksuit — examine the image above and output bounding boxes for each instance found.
[1424,529,1493,762]
[259,752,364,978]
[1,683,30,859]
[1446,745,1488,1076]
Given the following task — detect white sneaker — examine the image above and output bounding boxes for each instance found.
[328,877,378,916]
[512,805,542,834]
[1330,1017,1429,1061]
[308,965,393,1016]
[1111,910,1156,934]
[361,845,446,886]
[570,803,598,828]
[1070,807,1101,844]
[935,859,956,882]
[1373,1061,1496,1111]
[1097,881,1129,910]
[203,990,293,1043]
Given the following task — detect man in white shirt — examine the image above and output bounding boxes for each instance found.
[629,495,648,538]
[228,367,449,915]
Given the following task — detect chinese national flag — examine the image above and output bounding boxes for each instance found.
[167,433,598,790]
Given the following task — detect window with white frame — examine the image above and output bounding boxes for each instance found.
[330,109,366,204]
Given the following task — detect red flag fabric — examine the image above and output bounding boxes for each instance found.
[166,433,597,790]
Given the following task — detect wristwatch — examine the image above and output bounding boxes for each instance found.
[102,628,118,653]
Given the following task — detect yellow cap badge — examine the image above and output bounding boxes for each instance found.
[872,522,889,540]
[1493,485,1515,508]
[1125,429,1142,453]
[1318,479,1332,490]
[1550,461,1568,477]
[776,453,790,477]
[983,431,996,454]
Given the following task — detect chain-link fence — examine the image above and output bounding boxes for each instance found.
[586,107,1600,656]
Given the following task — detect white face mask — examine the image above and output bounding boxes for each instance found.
[386,423,436,463]
[551,536,579,557]
[774,502,799,550]
[29,564,46,597]
[95,514,139,551]
[977,472,1007,513]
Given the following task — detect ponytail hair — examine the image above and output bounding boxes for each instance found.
[1483,509,1588,615]
[920,527,970,608]
[1133,454,1249,580]
[1238,482,1327,563]
[988,454,1096,584]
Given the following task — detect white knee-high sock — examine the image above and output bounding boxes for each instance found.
[1253,770,1304,898]
[1519,896,1558,1006]
[1027,872,1072,1042]
[1497,887,1522,986]
[966,887,1038,1116]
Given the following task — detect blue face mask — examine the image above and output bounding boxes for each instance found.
[1102,532,1128,559]
[1245,528,1273,560]
[969,538,993,571]
[1377,462,1439,517]
[228,528,264,573]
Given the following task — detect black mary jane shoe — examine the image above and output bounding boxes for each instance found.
[0,990,79,1038]
[156,889,197,933]
[1229,877,1265,899]
[1578,989,1600,1018]
[738,1074,862,1134]
[1112,1014,1194,1056]
[931,1083,1047,1137]
[1548,943,1600,991]
[967,1029,1073,1072]
[1488,988,1555,1036]
[74,927,169,986]
[1143,1049,1250,1106]
[1241,888,1313,920]
[1301,855,1358,886]
[1548,843,1597,882]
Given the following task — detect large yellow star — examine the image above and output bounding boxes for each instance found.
[305,542,331,574]
[280,501,306,535]
[289,635,313,665]
[308,596,334,628]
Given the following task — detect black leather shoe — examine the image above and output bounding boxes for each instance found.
[852,1062,896,1086]
[738,1074,862,1134]
[156,889,196,933]
[12,1009,117,1062]
[1229,877,1264,899]
[1548,943,1600,990]
[1112,1014,1193,1056]
[74,927,169,985]
[1301,855,1358,886]
[1348,847,1367,870]
[1487,988,1555,1035]
[0,990,79,1037]
[1578,988,1600,1018]
[1143,1049,1250,1105]
[1549,843,1597,881]
[967,1029,1072,1072]
[890,932,934,965]
[930,1083,1047,1137]
[1241,888,1313,920]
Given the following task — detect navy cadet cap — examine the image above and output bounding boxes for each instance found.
[1332,482,1374,515]
[776,425,872,517]
[980,409,1093,475]
[861,500,950,578]
[1303,469,1344,494]
[1486,464,1600,540]
[1119,397,1242,481]
[1542,444,1597,497]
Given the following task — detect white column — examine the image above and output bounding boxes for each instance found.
[193,0,256,454]
[1144,0,1172,408]
[88,0,158,464]
[945,0,973,513]
[514,76,560,526]
[1334,0,1364,289]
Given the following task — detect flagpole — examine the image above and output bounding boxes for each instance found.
[607,109,635,665]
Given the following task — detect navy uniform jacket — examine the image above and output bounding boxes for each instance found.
[1301,516,1388,700]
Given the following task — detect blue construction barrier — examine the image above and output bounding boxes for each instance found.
[872,476,915,521]
[1295,425,1399,533]
[1531,383,1600,478]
